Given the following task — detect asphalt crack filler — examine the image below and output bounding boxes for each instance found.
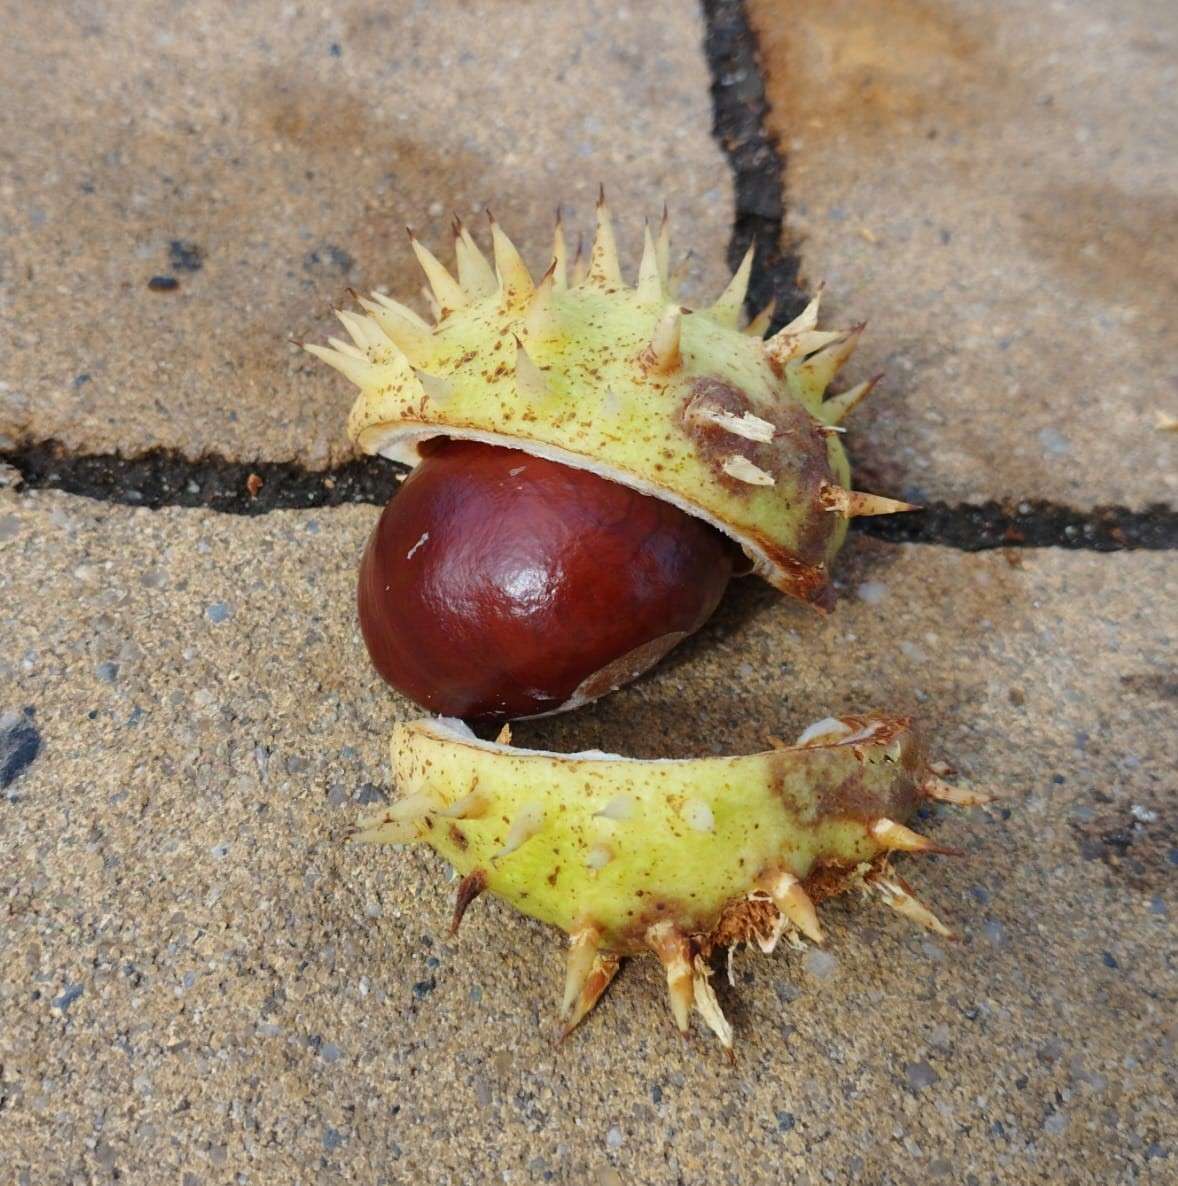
[3,439,1175,550]
[0,0,1173,551]
[701,0,806,330]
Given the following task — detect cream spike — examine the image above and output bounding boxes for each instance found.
[488,213,534,299]
[796,324,865,393]
[570,234,588,286]
[334,309,385,352]
[357,295,434,363]
[562,925,603,1017]
[559,952,619,1039]
[692,956,734,1051]
[587,186,622,286]
[327,336,368,361]
[452,218,497,298]
[819,484,919,517]
[823,373,882,424]
[407,228,467,314]
[413,368,454,402]
[524,260,558,338]
[709,244,755,328]
[645,305,682,372]
[636,222,663,302]
[302,343,376,388]
[369,290,432,330]
[655,203,671,290]
[744,298,776,338]
[552,211,569,290]
[778,283,824,335]
[870,817,960,855]
[494,802,545,860]
[871,876,954,938]
[762,871,823,944]
[922,776,994,807]
[514,336,551,400]
[420,284,441,322]
[645,920,694,1034]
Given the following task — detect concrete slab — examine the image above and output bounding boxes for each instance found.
[0,1,733,464]
[749,0,1178,508]
[1,491,1173,1184]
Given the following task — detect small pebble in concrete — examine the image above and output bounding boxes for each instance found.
[856,580,888,604]
[96,661,119,683]
[53,983,84,1014]
[802,948,837,981]
[205,602,232,624]
[905,1061,940,1091]
[1044,1111,1068,1135]
[1,709,41,789]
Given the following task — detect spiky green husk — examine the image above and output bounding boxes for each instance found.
[307,199,912,606]
[358,715,985,1047]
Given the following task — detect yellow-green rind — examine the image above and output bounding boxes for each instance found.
[308,208,889,605]
[362,715,933,954]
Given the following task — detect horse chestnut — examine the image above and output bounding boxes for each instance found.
[357,438,737,721]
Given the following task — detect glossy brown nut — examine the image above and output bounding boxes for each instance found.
[357,438,736,722]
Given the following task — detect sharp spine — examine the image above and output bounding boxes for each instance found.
[692,955,734,1051]
[488,213,534,299]
[819,484,919,517]
[587,185,622,285]
[452,217,497,298]
[796,324,865,393]
[494,802,545,859]
[438,791,488,820]
[870,817,962,855]
[709,244,755,328]
[333,309,383,351]
[763,871,824,944]
[524,260,558,337]
[552,211,568,290]
[327,336,368,361]
[636,222,662,302]
[514,336,552,400]
[408,228,467,314]
[645,921,694,1035]
[823,373,882,424]
[645,305,682,372]
[302,343,376,388]
[779,284,824,334]
[870,875,954,938]
[414,368,455,402]
[449,869,487,935]
[655,203,671,290]
[570,234,588,286]
[562,925,602,1017]
[357,295,434,363]
[922,775,993,807]
[744,298,776,338]
[559,952,620,1040]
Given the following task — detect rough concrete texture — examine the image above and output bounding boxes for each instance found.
[0,0,733,464]
[2,490,1174,1185]
[749,0,1178,508]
